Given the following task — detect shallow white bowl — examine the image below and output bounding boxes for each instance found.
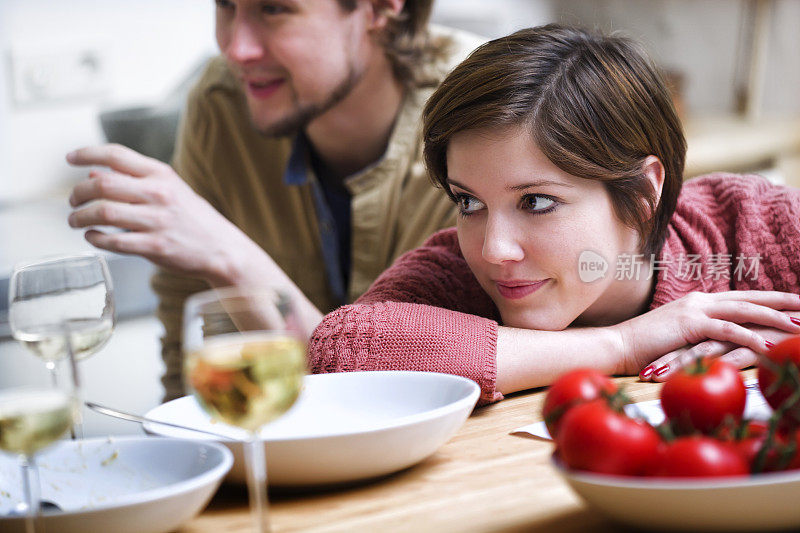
[144,371,481,486]
[0,436,232,533]
[553,457,800,532]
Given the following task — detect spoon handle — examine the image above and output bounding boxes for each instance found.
[85,401,235,440]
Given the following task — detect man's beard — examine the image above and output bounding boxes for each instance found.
[254,67,362,138]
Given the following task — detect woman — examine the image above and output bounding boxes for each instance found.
[309,24,800,404]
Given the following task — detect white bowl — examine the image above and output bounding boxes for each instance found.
[553,457,800,532]
[0,436,232,533]
[144,371,481,486]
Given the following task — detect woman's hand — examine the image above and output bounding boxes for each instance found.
[641,312,800,382]
[612,290,800,378]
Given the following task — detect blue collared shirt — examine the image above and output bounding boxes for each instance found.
[284,135,349,306]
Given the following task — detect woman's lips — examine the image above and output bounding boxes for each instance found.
[495,279,549,300]
[246,79,285,99]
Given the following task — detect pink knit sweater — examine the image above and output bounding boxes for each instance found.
[309,174,800,404]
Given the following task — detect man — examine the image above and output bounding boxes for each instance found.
[66,0,482,400]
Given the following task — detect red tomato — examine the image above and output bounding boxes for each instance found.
[556,399,661,476]
[660,358,746,434]
[542,368,617,439]
[759,336,800,428]
[652,436,749,477]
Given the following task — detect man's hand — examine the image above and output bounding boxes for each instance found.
[67,143,323,336]
[67,143,252,283]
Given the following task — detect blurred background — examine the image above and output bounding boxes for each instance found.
[1,0,798,436]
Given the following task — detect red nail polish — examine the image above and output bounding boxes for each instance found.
[654,365,669,377]
[640,365,655,379]
[766,340,775,349]
[791,317,800,326]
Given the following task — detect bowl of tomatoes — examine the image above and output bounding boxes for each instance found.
[552,458,800,532]
[546,337,800,532]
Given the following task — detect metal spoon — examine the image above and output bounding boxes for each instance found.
[84,401,236,440]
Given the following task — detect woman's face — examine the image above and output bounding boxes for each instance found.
[447,125,643,330]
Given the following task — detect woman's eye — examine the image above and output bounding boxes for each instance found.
[522,194,556,213]
[456,194,485,215]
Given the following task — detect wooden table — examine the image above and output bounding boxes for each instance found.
[182,370,756,532]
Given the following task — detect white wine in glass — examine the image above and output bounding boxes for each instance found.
[15,317,114,364]
[8,253,115,438]
[184,287,306,533]
[0,387,76,533]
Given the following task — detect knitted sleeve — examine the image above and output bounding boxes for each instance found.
[309,228,504,404]
[652,173,800,308]
[723,175,800,293]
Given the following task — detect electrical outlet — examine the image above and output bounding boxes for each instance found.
[10,45,111,105]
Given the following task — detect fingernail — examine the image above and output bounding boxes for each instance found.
[654,364,670,377]
[640,365,655,380]
[66,150,76,162]
[766,340,775,349]
[791,317,800,326]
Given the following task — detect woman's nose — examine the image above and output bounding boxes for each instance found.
[482,216,525,264]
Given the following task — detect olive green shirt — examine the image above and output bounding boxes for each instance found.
[153,27,484,400]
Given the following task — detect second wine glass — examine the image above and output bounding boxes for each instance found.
[183,287,307,533]
[8,253,115,438]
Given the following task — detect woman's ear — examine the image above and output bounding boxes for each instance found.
[367,0,404,31]
[642,155,665,208]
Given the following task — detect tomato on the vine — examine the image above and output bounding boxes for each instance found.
[759,336,800,428]
[782,428,800,471]
[543,368,617,439]
[717,420,786,473]
[653,436,749,477]
[556,399,661,476]
[660,358,746,434]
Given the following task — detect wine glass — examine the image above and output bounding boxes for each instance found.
[183,287,306,533]
[8,253,115,438]
[0,387,76,533]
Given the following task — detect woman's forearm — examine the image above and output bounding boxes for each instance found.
[495,325,624,395]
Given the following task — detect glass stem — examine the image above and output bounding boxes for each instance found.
[63,323,83,440]
[20,455,40,533]
[45,362,58,389]
[244,434,270,533]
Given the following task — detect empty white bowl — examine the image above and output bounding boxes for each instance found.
[144,371,481,485]
[0,436,232,533]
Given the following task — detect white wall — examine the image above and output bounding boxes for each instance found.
[432,0,554,38]
[762,0,800,116]
[554,0,800,117]
[0,0,216,203]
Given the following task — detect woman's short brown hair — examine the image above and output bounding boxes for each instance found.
[423,24,686,257]
[337,0,449,89]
